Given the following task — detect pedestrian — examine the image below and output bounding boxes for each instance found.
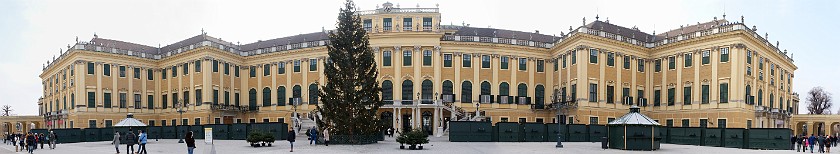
[798,135,804,152]
[819,134,826,153]
[287,129,296,152]
[323,128,330,146]
[19,134,25,152]
[138,130,148,154]
[309,127,318,145]
[38,133,44,149]
[810,134,817,153]
[387,127,393,137]
[27,132,36,154]
[185,131,195,154]
[49,131,56,149]
[827,135,832,153]
[112,131,121,154]
[793,135,799,151]
[125,129,136,154]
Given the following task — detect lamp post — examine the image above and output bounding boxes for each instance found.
[176,99,186,143]
[555,89,564,148]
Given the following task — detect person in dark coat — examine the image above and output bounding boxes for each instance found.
[185,131,196,154]
[810,134,817,153]
[287,129,296,152]
[797,135,804,152]
[819,135,826,153]
[125,129,136,154]
[26,133,36,154]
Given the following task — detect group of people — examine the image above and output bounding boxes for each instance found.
[111,129,148,154]
[794,134,838,153]
[286,126,331,152]
[4,131,57,154]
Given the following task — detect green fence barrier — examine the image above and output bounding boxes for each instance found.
[251,122,287,140]
[176,126,190,139]
[54,128,83,143]
[448,121,470,142]
[146,126,162,140]
[496,122,521,142]
[522,123,546,142]
[723,128,746,148]
[670,127,702,145]
[162,126,178,139]
[229,124,249,140]
[747,128,791,150]
[567,124,588,142]
[99,128,115,141]
[588,125,606,142]
[83,128,101,142]
[190,125,205,139]
[703,128,723,147]
[205,124,230,140]
[545,124,565,142]
[471,122,492,142]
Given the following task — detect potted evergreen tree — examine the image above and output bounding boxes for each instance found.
[397,129,429,150]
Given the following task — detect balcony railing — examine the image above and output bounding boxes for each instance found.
[210,104,247,112]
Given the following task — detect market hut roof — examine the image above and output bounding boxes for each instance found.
[607,105,661,126]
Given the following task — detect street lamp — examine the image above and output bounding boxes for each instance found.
[176,99,186,143]
[555,89,564,148]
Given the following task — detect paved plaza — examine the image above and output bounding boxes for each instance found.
[0,137,801,154]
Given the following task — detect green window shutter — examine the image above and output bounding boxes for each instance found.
[606,86,614,104]
[720,83,729,103]
[571,51,576,64]
[654,90,661,106]
[668,88,675,106]
[684,87,691,105]
[702,85,709,104]
[87,92,95,108]
[147,95,154,109]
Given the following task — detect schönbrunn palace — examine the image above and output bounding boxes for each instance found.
[38,2,798,135]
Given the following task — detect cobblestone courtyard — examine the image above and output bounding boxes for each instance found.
[0,137,800,154]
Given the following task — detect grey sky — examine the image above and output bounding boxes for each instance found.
[1,0,837,115]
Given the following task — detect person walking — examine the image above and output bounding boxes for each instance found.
[287,129,296,152]
[794,135,800,151]
[185,131,196,154]
[112,131,121,154]
[26,132,35,154]
[810,134,817,153]
[309,127,318,145]
[125,129,136,154]
[798,135,804,152]
[38,133,44,149]
[827,135,832,153]
[138,130,147,154]
[48,131,56,149]
[323,128,330,146]
[819,134,826,153]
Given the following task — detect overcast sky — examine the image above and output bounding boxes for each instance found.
[1,0,838,115]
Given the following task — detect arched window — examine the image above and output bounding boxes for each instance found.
[745,85,751,104]
[278,86,286,106]
[442,80,453,95]
[518,83,528,104]
[382,80,393,104]
[309,83,319,104]
[402,80,413,104]
[757,89,763,106]
[262,87,271,106]
[462,81,472,103]
[500,82,510,104]
[769,93,774,108]
[422,80,433,104]
[481,81,491,103]
[535,85,545,109]
[293,85,302,105]
[248,89,257,110]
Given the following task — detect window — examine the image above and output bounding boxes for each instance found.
[654,89,661,106]
[481,55,490,68]
[195,90,202,105]
[638,59,644,72]
[622,87,630,105]
[684,86,692,105]
[588,83,597,102]
[570,84,577,102]
[224,63,230,75]
[590,117,599,125]
[681,119,690,127]
[382,81,393,104]
[667,88,675,106]
[623,55,631,69]
[403,50,412,66]
[562,55,567,68]
[720,47,730,62]
[571,50,576,64]
[212,60,219,72]
[87,62,95,75]
[310,59,317,71]
[383,18,392,31]
[134,94,141,109]
[668,57,675,69]
[637,89,645,106]
[195,60,201,72]
[654,59,661,72]
[224,91,230,106]
[747,67,752,76]
[589,49,598,63]
[423,17,433,30]
[293,60,300,72]
[249,66,256,77]
[264,64,270,76]
[309,84,319,104]
[746,50,752,64]
[403,80,415,104]
[554,58,558,71]
[606,85,614,104]
[147,69,153,80]
[403,18,412,30]
[702,50,710,64]
[171,66,177,77]
[461,81,472,103]
[701,85,709,104]
[424,50,432,66]
[443,54,452,67]
[262,87,271,106]
[234,66,239,77]
[162,94,168,109]
[700,119,708,128]
[119,66,126,77]
[500,56,508,69]
[235,92,240,106]
[213,90,219,105]
[182,63,188,75]
[194,118,201,125]
[607,53,615,66]
[666,119,674,127]
[684,53,692,67]
[183,91,190,105]
[87,92,95,108]
[383,51,392,66]
[536,60,544,72]
[147,95,154,109]
[718,119,727,128]
[133,68,140,79]
[363,19,372,31]
[103,64,110,76]
[120,93,128,108]
[518,58,526,71]
[462,55,471,67]
[89,120,97,128]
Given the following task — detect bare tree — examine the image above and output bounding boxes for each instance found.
[1,105,11,116]
[806,87,833,114]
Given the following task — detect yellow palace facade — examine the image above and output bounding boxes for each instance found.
[38,2,797,135]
